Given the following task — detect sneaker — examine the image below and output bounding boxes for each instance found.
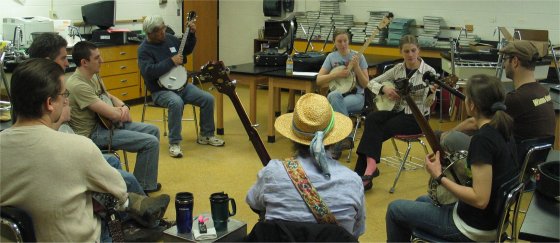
[169,144,183,158]
[197,136,225,146]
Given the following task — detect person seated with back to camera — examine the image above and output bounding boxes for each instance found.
[66,41,162,194]
[385,74,518,242]
[246,93,365,239]
[27,32,146,196]
[0,58,170,242]
[138,15,224,159]
[355,34,437,191]
[316,29,370,158]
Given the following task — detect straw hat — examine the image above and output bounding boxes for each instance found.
[274,93,352,146]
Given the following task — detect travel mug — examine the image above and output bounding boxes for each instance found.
[175,192,194,234]
[209,192,236,232]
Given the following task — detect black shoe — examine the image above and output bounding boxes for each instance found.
[144,183,162,194]
[122,219,166,242]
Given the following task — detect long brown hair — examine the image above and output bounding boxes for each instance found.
[465,74,513,139]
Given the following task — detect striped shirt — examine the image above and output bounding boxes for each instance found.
[368,59,436,116]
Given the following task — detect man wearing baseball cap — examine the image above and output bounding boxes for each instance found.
[439,40,555,154]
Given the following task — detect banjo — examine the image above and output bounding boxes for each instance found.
[158,11,197,91]
[328,13,393,94]
[375,72,459,111]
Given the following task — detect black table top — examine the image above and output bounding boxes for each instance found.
[228,63,284,75]
[519,191,560,242]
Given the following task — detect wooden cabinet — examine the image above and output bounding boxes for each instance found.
[99,45,141,101]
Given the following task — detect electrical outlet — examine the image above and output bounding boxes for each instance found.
[465,24,474,32]
[177,9,180,16]
[49,10,58,19]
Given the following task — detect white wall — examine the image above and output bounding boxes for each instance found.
[2,0,559,66]
[219,0,560,65]
[1,0,184,38]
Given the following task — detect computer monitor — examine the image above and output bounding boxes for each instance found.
[81,0,115,30]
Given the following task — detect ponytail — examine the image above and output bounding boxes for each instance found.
[466,75,514,140]
[489,110,514,140]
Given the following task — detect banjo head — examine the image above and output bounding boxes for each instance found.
[375,82,396,111]
[328,65,355,93]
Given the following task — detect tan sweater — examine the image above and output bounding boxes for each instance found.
[0,125,127,242]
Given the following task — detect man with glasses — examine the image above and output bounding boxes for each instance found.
[439,40,555,152]
[66,41,162,194]
[1,59,170,242]
[27,32,71,131]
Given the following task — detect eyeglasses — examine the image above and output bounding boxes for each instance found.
[59,90,70,98]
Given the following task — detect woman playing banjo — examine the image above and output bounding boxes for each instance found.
[385,74,518,242]
[316,29,370,154]
[355,35,436,190]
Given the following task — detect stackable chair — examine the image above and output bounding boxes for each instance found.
[141,73,200,139]
[411,176,524,242]
[1,206,36,242]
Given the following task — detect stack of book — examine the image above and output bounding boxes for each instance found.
[365,11,392,44]
[319,0,340,15]
[418,16,442,47]
[350,24,367,43]
[296,11,320,40]
[387,18,414,46]
[332,14,354,31]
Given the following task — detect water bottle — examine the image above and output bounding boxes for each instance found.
[286,54,293,76]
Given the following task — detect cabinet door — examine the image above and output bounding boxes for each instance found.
[183,0,218,72]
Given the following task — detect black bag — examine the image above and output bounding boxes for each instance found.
[254,49,288,66]
[293,51,328,72]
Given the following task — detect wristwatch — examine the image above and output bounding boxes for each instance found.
[435,173,446,185]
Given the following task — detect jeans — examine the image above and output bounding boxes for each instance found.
[102,154,146,195]
[441,130,472,153]
[91,122,160,191]
[327,91,364,116]
[100,220,112,242]
[386,195,472,242]
[152,83,215,144]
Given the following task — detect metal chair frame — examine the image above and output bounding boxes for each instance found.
[141,73,201,139]
[383,134,429,193]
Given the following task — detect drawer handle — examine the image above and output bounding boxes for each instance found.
[121,92,128,96]
[120,52,126,55]
[120,66,127,69]
[120,79,128,83]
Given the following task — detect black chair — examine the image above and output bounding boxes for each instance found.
[1,206,36,242]
[511,136,554,241]
[245,220,357,242]
[346,88,375,162]
[517,136,555,184]
[411,176,524,242]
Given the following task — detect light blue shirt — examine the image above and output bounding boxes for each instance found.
[246,154,366,238]
[321,50,368,94]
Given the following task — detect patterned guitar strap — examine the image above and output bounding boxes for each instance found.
[281,157,338,224]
